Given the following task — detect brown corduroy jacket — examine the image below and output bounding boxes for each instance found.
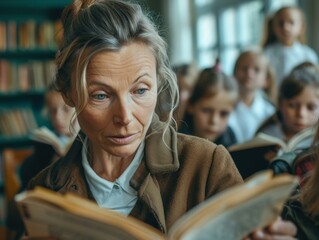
[28,118,243,233]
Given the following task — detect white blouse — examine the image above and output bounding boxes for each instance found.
[229,91,276,144]
[82,138,144,216]
[264,42,318,85]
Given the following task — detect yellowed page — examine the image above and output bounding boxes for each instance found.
[16,188,164,240]
[168,172,298,240]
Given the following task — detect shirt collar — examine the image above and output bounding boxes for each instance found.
[81,138,144,196]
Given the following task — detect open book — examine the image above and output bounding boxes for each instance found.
[30,127,74,156]
[15,171,298,240]
[228,127,316,179]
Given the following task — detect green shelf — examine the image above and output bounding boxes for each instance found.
[0,135,32,149]
[0,0,72,9]
[0,49,56,59]
[0,90,45,98]
[0,0,66,151]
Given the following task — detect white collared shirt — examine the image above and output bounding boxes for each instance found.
[229,91,276,144]
[82,138,144,216]
[264,42,318,85]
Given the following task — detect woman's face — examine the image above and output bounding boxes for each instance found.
[189,91,235,142]
[280,86,319,138]
[273,8,303,46]
[71,42,157,159]
[46,91,76,136]
[235,53,267,93]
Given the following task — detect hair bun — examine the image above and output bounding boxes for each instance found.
[72,0,96,16]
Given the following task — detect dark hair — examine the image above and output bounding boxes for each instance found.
[279,63,319,102]
[189,68,238,105]
[181,68,238,132]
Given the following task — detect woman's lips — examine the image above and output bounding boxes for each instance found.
[108,133,138,145]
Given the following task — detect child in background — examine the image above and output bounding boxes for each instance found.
[257,62,319,142]
[7,82,80,232]
[179,67,238,147]
[172,63,198,128]
[229,49,276,144]
[263,6,318,86]
[156,63,197,126]
[19,82,80,190]
[281,121,319,239]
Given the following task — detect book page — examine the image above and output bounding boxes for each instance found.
[16,189,164,240]
[168,173,298,240]
[20,200,141,240]
[30,127,63,154]
[228,133,285,152]
[286,127,315,152]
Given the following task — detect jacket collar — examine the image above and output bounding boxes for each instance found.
[61,115,179,232]
[130,114,179,190]
[129,115,179,232]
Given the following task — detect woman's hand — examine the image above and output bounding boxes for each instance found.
[244,217,297,240]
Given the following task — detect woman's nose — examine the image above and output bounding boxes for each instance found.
[113,97,133,125]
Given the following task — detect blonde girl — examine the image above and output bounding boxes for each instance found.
[263,6,318,85]
[229,49,276,143]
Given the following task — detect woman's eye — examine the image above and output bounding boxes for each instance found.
[92,93,107,100]
[135,88,147,95]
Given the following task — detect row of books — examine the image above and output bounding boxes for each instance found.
[0,60,56,93]
[0,20,62,51]
[0,107,38,137]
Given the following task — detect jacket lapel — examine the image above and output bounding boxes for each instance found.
[130,117,180,232]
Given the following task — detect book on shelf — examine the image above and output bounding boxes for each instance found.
[0,108,38,137]
[30,126,74,156]
[15,170,298,240]
[228,127,316,179]
[0,59,55,92]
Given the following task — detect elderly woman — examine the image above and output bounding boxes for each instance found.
[26,0,296,238]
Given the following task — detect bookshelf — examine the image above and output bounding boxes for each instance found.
[0,0,71,147]
[0,0,71,229]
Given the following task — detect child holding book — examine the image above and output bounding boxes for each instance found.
[19,82,80,191]
[257,62,319,143]
[263,6,318,85]
[179,67,238,147]
[229,49,276,144]
[7,82,80,233]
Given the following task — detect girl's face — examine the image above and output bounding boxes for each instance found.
[188,91,235,142]
[280,86,319,138]
[235,53,267,92]
[68,42,158,161]
[273,8,303,46]
[46,91,77,136]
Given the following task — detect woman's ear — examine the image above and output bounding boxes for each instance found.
[62,92,75,107]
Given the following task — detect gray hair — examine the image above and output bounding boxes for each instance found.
[56,0,178,134]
